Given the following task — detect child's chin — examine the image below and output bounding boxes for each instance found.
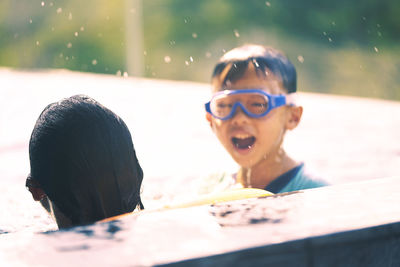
[232,155,256,169]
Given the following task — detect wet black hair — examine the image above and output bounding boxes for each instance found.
[212,44,297,93]
[29,95,144,226]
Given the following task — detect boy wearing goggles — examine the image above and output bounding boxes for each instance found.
[203,44,328,193]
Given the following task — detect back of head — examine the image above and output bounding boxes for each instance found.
[29,95,143,226]
[212,44,297,93]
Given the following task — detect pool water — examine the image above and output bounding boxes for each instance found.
[1,68,399,235]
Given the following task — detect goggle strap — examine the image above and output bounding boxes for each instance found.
[285,93,298,106]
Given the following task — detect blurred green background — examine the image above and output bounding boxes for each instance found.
[1,0,399,100]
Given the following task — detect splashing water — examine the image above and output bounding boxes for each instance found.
[374,47,379,53]
[234,29,240,38]
[41,2,45,7]
[74,32,78,37]
[265,1,271,7]
[189,56,194,62]
[56,8,62,14]
[67,42,72,48]
[91,59,97,65]
[164,56,171,63]
[192,33,198,39]
[297,55,304,63]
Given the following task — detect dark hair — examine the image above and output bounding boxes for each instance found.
[29,95,144,226]
[212,44,297,93]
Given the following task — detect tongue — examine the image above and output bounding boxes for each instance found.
[233,137,255,149]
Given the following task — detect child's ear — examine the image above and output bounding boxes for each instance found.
[26,177,47,201]
[286,106,303,130]
[205,112,213,126]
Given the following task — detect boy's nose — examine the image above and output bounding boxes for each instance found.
[231,105,250,124]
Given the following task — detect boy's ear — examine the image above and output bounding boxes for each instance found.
[205,112,213,126]
[286,106,303,130]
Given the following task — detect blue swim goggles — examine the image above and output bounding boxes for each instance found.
[205,89,292,120]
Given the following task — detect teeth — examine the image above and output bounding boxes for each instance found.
[233,133,252,139]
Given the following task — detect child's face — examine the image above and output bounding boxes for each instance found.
[207,68,301,168]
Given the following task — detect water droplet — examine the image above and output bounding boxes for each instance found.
[252,59,259,67]
[374,47,379,52]
[184,18,188,23]
[68,13,72,20]
[92,59,97,65]
[323,31,327,36]
[59,53,63,58]
[185,61,190,66]
[297,55,304,63]
[123,72,128,77]
[74,32,78,37]
[49,2,53,7]
[36,41,40,46]
[41,2,45,7]
[362,17,366,21]
[164,56,171,63]
[233,29,240,38]
[265,1,271,7]
[143,51,147,56]
[80,26,85,31]
[331,21,336,26]
[169,40,176,45]
[205,52,212,58]
[192,33,197,39]
[65,56,69,61]
[328,37,332,42]
[56,8,62,14]
[377,31,382,37]
[377,23,381,28]
[222,49,226,53]
[66,42,72,48]
[116,70,122,76]
[189,56,194,62]
[29,19,33,24]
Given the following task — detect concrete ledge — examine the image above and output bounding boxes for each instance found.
[164,222,400,267]
[1,177,400,266]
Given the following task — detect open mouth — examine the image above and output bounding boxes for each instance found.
[231,135,256,150]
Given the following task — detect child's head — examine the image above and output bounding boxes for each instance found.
[27,95,144,228]
[206,44,302,169]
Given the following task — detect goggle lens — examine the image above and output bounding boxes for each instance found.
[210,92,269,119]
